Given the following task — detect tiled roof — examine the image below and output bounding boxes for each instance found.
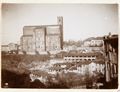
[54,62,71,66]
[95,60,105,64]
[54,60,104,67]
[56,51,68,55]
[24,24,60,28]
[103,34,118,40]
[77,61,92,65]
[49,67,63,71]
[1,45,8,47]
[64,52,102,57]
[69,66,77,70]
[22,35,33,37]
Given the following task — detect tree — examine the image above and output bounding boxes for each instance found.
[23,51,26,55]
[30,79,46,88]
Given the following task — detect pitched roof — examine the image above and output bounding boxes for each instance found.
[24,24,60,29]
[64,52,102,57]
[22,35,33,37]
[103,34,118,40]
[69,66,77,70]
[49,67,63,71]
[84,37,103,42]
[1,45,8,47]
[95,60,105,64]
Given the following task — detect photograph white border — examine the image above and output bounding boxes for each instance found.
[0,0,120,92]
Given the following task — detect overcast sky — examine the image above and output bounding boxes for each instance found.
[2,4,118,45]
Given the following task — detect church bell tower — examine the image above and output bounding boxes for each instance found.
[57,16,63,50]
[57,16,63,26]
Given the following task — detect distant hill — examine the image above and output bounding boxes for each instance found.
[84,37,103,42]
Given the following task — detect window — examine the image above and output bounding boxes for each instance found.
[88,59,91,61]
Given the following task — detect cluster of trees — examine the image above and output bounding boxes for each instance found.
[46,72,91,88]
[1,54,50,74]
[2,67,105,88]
[46,68,105,89]
[2,69,47,88]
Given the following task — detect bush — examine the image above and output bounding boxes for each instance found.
[23,51,26,55]
[1,54,50,74]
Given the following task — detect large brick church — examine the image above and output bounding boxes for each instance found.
[20,16,63,54]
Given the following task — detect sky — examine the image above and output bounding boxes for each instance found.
[2,4,118,45]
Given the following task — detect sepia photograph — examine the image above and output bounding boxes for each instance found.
[1,3,118,89]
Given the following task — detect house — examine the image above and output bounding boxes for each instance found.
[63,45,77,51]
[103,33,118,82]
[1,45,10,52]
[1,43,18,54]
[8,43,18,51]
[83,37,103,47]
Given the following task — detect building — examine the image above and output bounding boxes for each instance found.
[1,43,18,53]
[63,52,103,62]
[63,45,77,51]
[103,33,118,82]
[21,16,63,54]
[90,39,103,47]
[63,52,105,76]
[84,37,103,47]
[1,45,10,52]
[48,60,105,76]
[8,43,18,51]
[83,41,91,47]
[47,52,105,76]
